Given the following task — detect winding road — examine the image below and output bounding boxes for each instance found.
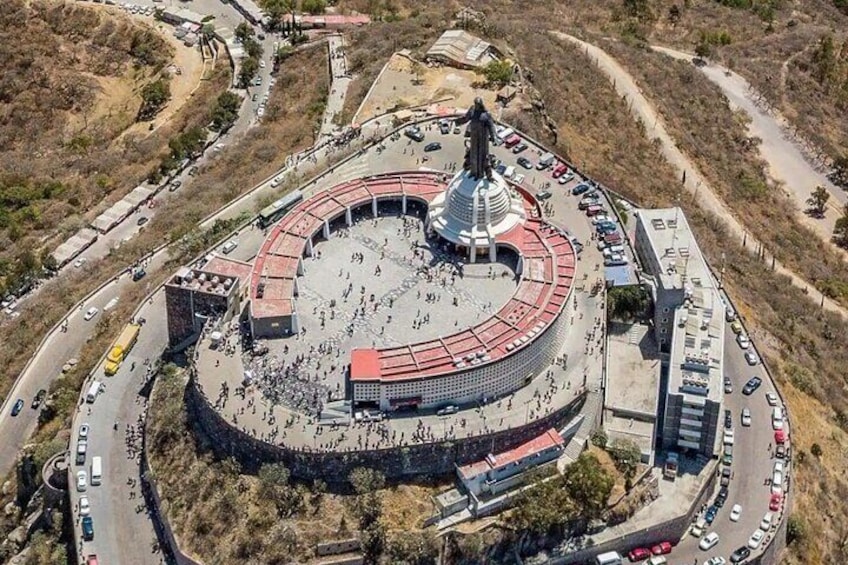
[553,32,847,320]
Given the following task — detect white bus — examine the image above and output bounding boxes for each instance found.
[85,381,102,403]
[90,456,102,486]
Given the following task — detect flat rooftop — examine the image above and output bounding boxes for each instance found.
[636,208,724,404]
[605,323,660,417]
[457,428,564,480]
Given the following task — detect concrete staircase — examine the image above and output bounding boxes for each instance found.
[557,391,602,471]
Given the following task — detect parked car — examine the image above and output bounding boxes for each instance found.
[742,376,762,395]
[136,216,149,226]
[708,557,727,565]
[188,167,199,176]
[628,547,651,561]
[760,511,774,531]
[558,172,575,184]
[438,120,451,134]
[736,333,750,349]
[744,351,760,365]
[424,142,442,152]
[775,444,786,459]
[79,495,91,516]
[82,515,94,541]
[741,407,751,426]
[699,532,720,551]
[79,424,89,441]
[11,399,24,417]
[535,190,552,201]
[77,470,88,492]
[404,127,424,142]
[84,307,99,321]
[572,183,591,195]
[769,493,783,511]
[716,486,728,507]
[720,467,731,487]
[168,180,182,192]
[651,542,672,555]
[729,547,750,563]
[730,320,742,334]
[705,505,718,524]
[747,529,765,549]
[730,504,742,522]
[724,409,732,429]
[766,392,778,406]
[724,377,733,394]
[513,173,525,184]
[222,240,238,254]
[517,156,533,169]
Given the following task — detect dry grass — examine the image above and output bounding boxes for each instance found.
[596,37,848,306]
[0,44,328,405]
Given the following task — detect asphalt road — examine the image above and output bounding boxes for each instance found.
[666,315,790,564]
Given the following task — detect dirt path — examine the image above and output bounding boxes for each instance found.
[651,44,844,244]
[552,32,846,319]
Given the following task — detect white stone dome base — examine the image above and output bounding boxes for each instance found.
[427,170,526,262]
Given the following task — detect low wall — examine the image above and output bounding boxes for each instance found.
[185,372,586,482]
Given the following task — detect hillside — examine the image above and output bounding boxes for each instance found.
[0,0,218,297]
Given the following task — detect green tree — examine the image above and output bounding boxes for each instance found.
[834,204,848,248]
[302,0,327,14]
[787,513,808,545]
[385,531,439,565]
[137,78,171,121]
[210,91,243,131]
[832,154,848,187]
[562,452,614,519]
[479,59,513,87]
[695,40,712,59]
[201,22,216,40]
[508,473,577,534]
[275,45,294,66]
[806,185,830,217]
[259,0,295,30]
[244,37,264,60]
[607,285,651,321]
[235,22,255,43]
[607,438,642,479]
[239,57,260,88]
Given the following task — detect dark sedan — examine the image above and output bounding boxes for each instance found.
[424,142,442,152]
[742,376,762,395]
[11,399,24,416]
[517,157,533,169]
[572,183,591,195]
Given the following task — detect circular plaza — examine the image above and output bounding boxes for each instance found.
[189,168,595,477]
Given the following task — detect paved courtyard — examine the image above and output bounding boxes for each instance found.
[244,207,519,416]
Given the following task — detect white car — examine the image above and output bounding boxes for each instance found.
[83,307,99,321]
[76,470,88,492]
[74,258,87,268]
[741,407,752,427]
[730,504,742,522]
[222,240,238,255]
[706,557,726,565]
[744,351,760,365]
[766,393,778,406]
[736,333,750,349]
[772,471,783,494]
[760,511,773,531]
[78,424,90,441]
[723,429,735,445]
[513,173,525,184]
[747,529,765,549]
[773,460,785,475]
[699,532,720,551]
[259,59,266,68]
[270,175,284,188]
[79,495,91,516]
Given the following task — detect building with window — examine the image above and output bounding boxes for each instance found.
[634,208,724,457]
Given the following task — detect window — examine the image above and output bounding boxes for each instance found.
[660,328,667,334]
[662,317,669,324]
[663,307,670,313]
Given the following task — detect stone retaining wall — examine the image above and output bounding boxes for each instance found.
[185,373,586,482]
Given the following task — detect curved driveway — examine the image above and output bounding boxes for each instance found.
[553,32,846,320]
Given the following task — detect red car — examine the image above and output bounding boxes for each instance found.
[628,548,651,561]
[770,492,783,511]
[774,429,786,444]
[651,541,673,555]
[552,163,568,178]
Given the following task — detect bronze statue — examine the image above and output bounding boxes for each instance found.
[455,97,497,181]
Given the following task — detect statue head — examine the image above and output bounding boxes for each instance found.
[473,97,485,111]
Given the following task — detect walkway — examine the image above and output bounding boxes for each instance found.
[320,34,353,137]
[552,32,847,319]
